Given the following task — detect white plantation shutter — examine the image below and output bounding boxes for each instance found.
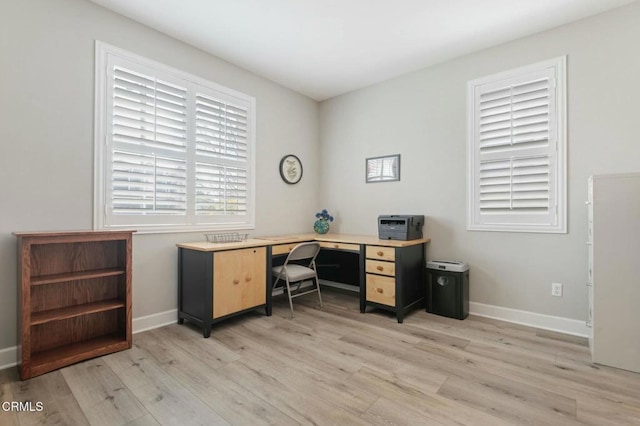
[112,151,187,215]
[468,57,566,233]
[195,95,248,161]
[96,42,255,231]
[110,67,188,221]
[195,163,248,214]
[194,92,250,218]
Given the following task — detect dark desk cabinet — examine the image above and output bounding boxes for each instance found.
[362,243,425,323]
[178,245,268,338]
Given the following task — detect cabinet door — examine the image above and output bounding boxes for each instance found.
[213,247,266,318]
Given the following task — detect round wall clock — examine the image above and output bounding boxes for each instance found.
[279,154,303,184]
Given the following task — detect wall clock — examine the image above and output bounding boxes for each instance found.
[279,154,303,184]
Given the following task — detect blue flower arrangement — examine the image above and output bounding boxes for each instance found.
[315,209,334,222]
[314,209,333,234]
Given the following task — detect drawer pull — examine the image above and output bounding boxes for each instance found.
[376,266,384,271]
[377,251,384,256]
[245,276,252,282]
[376,288,383,293]
[233,279,240,285]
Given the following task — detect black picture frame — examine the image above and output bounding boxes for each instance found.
[279,154,303,184]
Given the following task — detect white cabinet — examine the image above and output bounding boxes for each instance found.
[588,173,640,373]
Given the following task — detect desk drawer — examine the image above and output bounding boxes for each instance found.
[366,245,395,262]
[366,274,395,306]
[271,242,309,256]
[365,259,395,277]
[318,241,360,252]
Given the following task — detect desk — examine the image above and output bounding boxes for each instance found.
[177,233,430,337]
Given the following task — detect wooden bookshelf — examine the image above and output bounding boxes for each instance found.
[14,230,134,380]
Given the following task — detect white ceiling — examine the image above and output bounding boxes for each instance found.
[90,0,636,101]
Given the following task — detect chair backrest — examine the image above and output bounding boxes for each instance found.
[284,242,321,265]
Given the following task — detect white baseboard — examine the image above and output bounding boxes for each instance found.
[470,302,589,337]
[0,346,18,371]
[132,309,178,334]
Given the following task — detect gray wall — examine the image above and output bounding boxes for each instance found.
[0,0,319,351]
[319,2,640,320]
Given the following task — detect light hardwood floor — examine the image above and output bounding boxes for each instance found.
[2,289,640,425]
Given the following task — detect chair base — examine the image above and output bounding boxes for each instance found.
[274,278,323,318]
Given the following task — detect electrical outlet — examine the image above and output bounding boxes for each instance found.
[552,282,563,297]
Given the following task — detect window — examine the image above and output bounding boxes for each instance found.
[467,57,566,233]
[94,42,255,232]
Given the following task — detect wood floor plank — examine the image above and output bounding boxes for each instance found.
[350,367,513,426]
[298,298,425,345]
[215,324,379,411]
[464,341,640,405]
[275,293,425,345]
[11,369,89,426]
[238,315,413,378]
[410,310,589,357]
[61,358,149,426]
[239,318,364,377]
[104,345,230,426]
[555,349,640,395]
[135,329,299,426]
[576,393,640,425]
[536,329,589,346]
[0,369,20,426]
[153,323,241,368]
[339,326,440,368]
[413,335,640,425]
[361,396,447,426]
[218,353,373,426]
[437,374,579,425]
[123,414,160,426]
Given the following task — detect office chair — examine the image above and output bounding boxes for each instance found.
[272,242,323,318]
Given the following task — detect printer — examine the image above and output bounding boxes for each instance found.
[378,215,424,240]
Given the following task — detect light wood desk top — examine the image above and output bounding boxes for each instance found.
[313,233,430,247]
[177,233,430,252]
[176,238,273,252]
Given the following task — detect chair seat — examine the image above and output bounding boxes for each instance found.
[272,264,317,282]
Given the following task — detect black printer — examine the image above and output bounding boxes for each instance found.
[378,215,424,240]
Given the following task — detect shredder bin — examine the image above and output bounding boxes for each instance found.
[426,261,469,320]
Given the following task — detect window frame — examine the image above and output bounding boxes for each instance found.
[94,41,256,233]
[466,56,567,234]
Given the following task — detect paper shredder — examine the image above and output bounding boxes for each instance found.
[426,260,469,320]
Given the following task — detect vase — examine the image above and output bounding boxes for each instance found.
[314,219,330,234]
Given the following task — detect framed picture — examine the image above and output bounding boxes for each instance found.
[366,154,400,183]
[279,154,303,184]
